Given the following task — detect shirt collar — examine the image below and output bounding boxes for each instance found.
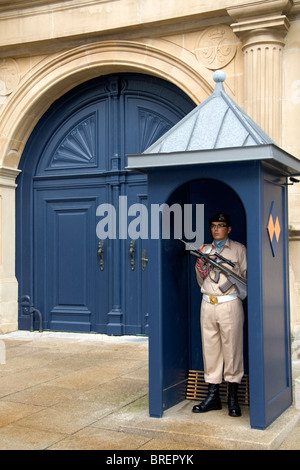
[212,238,230,252]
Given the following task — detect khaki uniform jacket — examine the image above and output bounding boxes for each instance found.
[195,238,247,297]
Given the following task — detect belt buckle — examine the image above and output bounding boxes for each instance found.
[209,296,218,304]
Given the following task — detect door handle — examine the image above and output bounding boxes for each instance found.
[142,249,148,271]
[98,240,104,270]
[130,240,135,270]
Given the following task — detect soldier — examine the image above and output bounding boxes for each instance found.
[193,213,247,417]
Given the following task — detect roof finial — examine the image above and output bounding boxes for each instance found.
[213,70,226,83]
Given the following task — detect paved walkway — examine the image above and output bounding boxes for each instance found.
[0,331,299,450]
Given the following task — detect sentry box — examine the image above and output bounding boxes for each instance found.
[127,71,300,429]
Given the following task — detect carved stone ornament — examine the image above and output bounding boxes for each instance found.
[196,25,238,70]
[0,58,20,97]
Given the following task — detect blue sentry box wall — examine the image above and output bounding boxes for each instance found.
[127,71,300,430]
[135,150,297,430]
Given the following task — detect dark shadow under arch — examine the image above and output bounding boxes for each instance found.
[160,177,248,407]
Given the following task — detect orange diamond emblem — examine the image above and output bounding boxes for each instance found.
[274,216,281,242]
[267,202,281,256]
[267,215,275,242]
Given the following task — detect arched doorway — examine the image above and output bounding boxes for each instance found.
[187,179,247,379]
[150,176,248,414]
[16,73,195,334]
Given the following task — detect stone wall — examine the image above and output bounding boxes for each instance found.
[0,0,299,338]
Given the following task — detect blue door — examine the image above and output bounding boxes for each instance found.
[17,73,195,334]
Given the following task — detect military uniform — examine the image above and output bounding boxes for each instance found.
[192,213,247,417]
[195,238,247,384]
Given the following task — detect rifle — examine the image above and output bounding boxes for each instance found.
[179,239,247,300]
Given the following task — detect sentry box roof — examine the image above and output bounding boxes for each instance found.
[127,70,300,178]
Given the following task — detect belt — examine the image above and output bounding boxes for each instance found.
[203,294,238,304]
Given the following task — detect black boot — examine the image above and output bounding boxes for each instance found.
[228,382,241,417]
[192,384,222,413]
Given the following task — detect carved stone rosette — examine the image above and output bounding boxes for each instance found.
[196,25,238,70]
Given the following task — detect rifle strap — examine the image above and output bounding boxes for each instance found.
[196,255,218,279]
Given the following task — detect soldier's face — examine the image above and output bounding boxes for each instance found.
[210,223,232,240]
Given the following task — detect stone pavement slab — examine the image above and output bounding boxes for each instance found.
[98,395,299,450]
[0,331,299,451]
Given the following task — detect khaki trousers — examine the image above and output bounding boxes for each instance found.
[200,298,244,384]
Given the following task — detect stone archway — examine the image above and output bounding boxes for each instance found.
[0,39,213,333]
[1,39,213,170]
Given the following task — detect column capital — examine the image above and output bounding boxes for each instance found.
[0,166,20,188]
[227,1,291,47]
[230,15,290,46]
[227,0,292,22]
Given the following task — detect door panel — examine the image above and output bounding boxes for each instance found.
[124,97,175,155]
[49,203,94,330]
[36,102,108,175]
[34,186,109,332]
[124,181,149,335]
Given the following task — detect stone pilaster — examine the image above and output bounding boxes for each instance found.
[0,167,20,333]
[229,10,290,145]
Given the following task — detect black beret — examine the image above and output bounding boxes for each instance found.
[209,213,231,226]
